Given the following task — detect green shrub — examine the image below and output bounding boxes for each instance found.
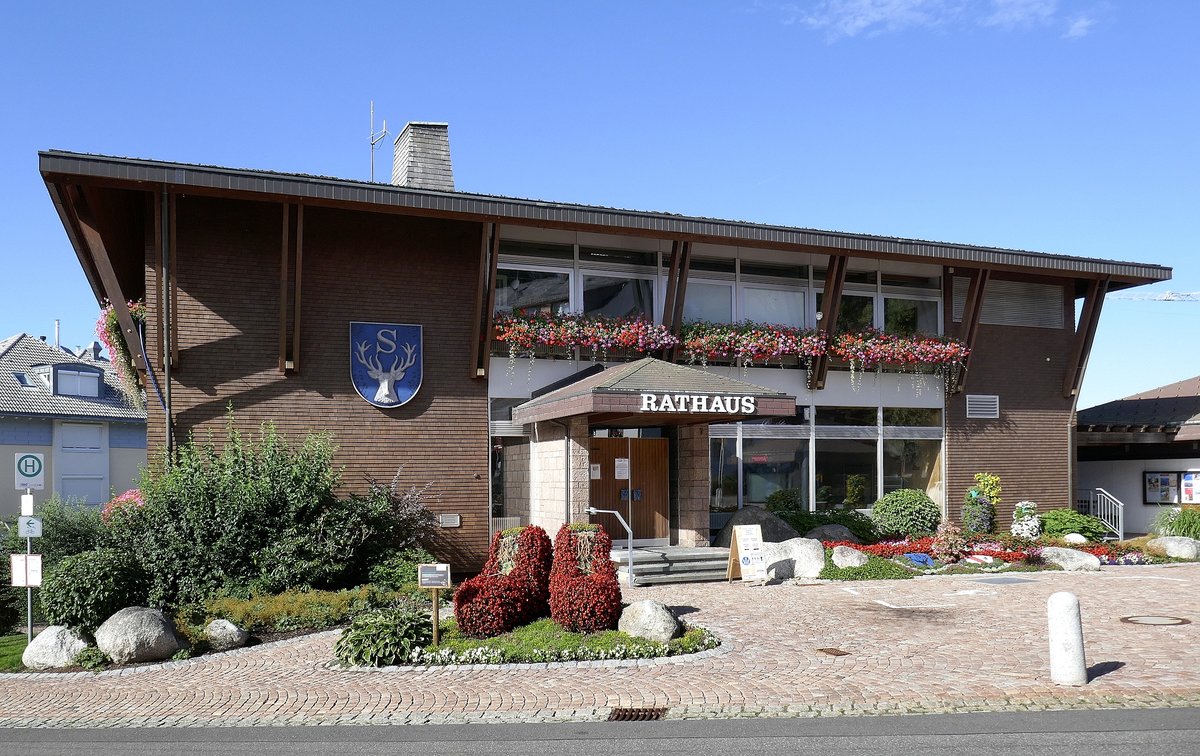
[0,591,17,636]
[771,508,878,543]
[40,548,150,632]
[72,646,111,672]
[368,547,438,592]
[1155,507,1200,539]
[819,553,914,581]
[205,585,400,633]
[1039,508,1108,541]
[106,413,436,606]
[870,489,941,538]
[333,602,433,667]
[765,489,805,511]
[973,472,1002,509]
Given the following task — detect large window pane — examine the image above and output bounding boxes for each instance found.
[583,275,654,318]
[491,436,530,523]
[884,297,939,335]
[710,438,739,513]
[817,293,874,332]
[815,406,877,426]
[883,407,942,427]
[815,439,877,510]
[743,438,809,507]
[495,268,570,314]
[883,440,942,498]
[684,282,734,323]
[742,287,805,328]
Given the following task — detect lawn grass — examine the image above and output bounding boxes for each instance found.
[426,618,717,663]
[0,634,27,672]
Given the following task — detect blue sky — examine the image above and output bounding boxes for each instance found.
[0,0,1195,409]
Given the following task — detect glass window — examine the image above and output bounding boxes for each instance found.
[815,269,876,286]
[57,370,100,398]
[884,297,939,336]
[495,268,570,314]
[742,287,805,328]
[883,440,942,497]
[583,274,654,318]
[815,439,877,510]
[881,273,940,290]
[489,398,526,421]
[743,438,809,508]
[710,438,739,513]
[491,436,531,521]
[883,408,942,427]
[815,406,877,426]
[683,281,733,323]
[817,293,874,332]
[741,262,808,280]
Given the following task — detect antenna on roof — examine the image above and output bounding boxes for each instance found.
[369,101,389,182]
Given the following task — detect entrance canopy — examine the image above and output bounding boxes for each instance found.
[512,357,797,427]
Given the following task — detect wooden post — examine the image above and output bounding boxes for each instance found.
[431,588,440,647]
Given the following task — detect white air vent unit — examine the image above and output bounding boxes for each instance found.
[965,394,1000,419]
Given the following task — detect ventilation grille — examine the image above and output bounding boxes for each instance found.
[952,277,1065,329]
[489,420,528,437]
[966,394,1000,419]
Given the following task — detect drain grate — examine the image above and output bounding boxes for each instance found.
[1120,615,1191,626]
[817,647,850,656]
[608,707,668,722]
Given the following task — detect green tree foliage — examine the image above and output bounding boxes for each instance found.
[870,489,941,538]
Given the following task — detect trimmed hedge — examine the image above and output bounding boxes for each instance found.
[870,489,941,538]
[548,523,622,633]
[453,526,553,638]
[1039,508,1108,541]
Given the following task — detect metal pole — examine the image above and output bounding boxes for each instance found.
[26,534,32,643]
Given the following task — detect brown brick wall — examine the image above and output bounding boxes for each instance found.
[143,196,490,569]
[945,309,1077,528]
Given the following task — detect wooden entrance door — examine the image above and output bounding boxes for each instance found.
[588,437,669,544]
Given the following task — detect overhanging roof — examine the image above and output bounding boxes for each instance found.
[39,150,1171,289]
[1077,374,1200,442]
[512,358,797,426]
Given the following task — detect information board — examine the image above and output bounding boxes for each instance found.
[417,563,451,588]
[10,554,42,587]
[726,524,767,583]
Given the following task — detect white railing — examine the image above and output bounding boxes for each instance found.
[1075,487,1124,541]
[490,516,524,534]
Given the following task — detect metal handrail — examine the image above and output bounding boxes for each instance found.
[1076,487,1124,540]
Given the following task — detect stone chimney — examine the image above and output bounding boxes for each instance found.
[391,122,454,191]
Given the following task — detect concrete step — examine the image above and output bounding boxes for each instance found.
[610,547,731,566]
[620,568,731,586]
[618,559,730,577]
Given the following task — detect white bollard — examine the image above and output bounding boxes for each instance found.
[1047,591,1088,686]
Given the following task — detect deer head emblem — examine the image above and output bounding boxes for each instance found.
[354,329,418,405]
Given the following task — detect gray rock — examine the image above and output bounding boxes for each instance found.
[1039,546,1101,572]
[21,626,90,671]
[832,545,869,568]
[618,600,681,643]
[1062,533,1088,544]
[804,524,862,544]
[761,537,826,579]
[95,607,183,664]
[1146,536,1200,560]
[712,505,801,547]
[204,619,249,652]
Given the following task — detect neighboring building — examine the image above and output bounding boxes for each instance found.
[39,124,1169,569]
[0,334,147,518]
[1077,375,1200,536]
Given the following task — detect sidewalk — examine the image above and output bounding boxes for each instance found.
[2,564,1198,727]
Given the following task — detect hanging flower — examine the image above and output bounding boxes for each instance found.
[493,311,681,375]
[679,321,826,371]
[96,299,147,409]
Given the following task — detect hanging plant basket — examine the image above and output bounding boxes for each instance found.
[96,299,146,409]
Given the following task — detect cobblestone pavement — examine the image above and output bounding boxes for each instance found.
[2,564,1198,727]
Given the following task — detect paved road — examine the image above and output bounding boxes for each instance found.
[1,709,1197,755]
[1,564,1197,728]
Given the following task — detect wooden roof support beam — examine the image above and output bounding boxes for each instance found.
[807,255,848,391]
[278,203,291,371]
[952,268,990,393]
[470,222,500,379]
[662,241,692,361]
[66,184,147,374]
[1063,276,1109,398]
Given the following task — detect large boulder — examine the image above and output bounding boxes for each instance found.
[832,545,869,568]
[1145,536,1200,560]
[21,626,90,671]
[204,619,249,652]
[761,537,825,579]
[618,600,681,643]
[1062,533,1088,544]
[805,524,862,544]
[713,506,801,547]
[95,607,183,664]
[1039,547,1101,572]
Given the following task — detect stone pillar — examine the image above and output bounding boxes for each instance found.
[527,419,591,537]
[567,416,591,524]
[676,424,711,547]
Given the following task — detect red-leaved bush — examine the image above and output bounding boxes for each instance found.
[453,525,552,638]
[549,523,622,633]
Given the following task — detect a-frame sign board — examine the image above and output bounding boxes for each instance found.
[726,524,768,584]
